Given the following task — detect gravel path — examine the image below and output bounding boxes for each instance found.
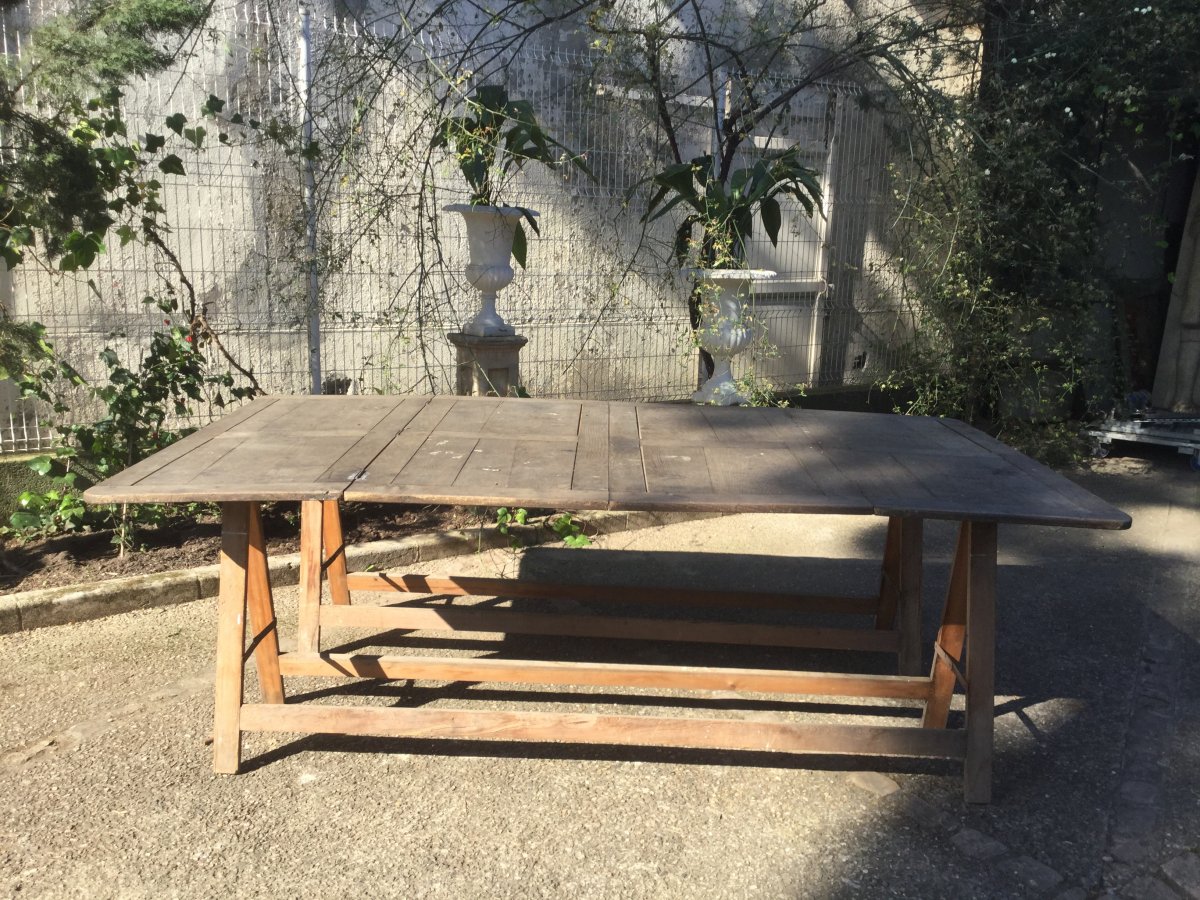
[1,454,1197,899]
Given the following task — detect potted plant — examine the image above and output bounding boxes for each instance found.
[643,146,822,404]
[433,85,587,336]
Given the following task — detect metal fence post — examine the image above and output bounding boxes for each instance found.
[298,0,321,395]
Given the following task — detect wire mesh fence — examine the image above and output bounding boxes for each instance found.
[0,0,906,453]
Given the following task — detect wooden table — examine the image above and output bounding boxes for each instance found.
[84,395,1130,802]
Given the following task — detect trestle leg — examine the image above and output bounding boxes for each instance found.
[213,502,251,774]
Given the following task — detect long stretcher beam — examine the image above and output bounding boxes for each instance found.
[318,603,902,653]
[276,651,936,700]
[240,703,969,760]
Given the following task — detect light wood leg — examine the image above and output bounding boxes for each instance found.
[322,500,351,606]
[964,521,997,804]
[921,523,971,729]
[875,517,901,630]
[246,503,285,704]
[878,517,923,675]
[213,502,251,774]
[297,499,325,654]
[897,518,924,677]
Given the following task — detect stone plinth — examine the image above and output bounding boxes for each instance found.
[447,331,528,397]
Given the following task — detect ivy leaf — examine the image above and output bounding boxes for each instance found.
[158,155,186,176]
[165,113,187,135]
[183,126,205,149]
[144,133,166,153]
[200,94,225,116]
[9,511,41,531]
[28,455,54,476]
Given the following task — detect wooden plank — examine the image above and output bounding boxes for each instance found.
[257,394,414,434]
[277,652,935,700]
[427,396,500,436]
[833,450,939,511]
[508,437,579,493]
[871,449,1059,524]
[343,572,880,616]
[702,404,802,445]
[605,491,874,516]
[481,398,582,439]
[85,482,348,504]
[795,409,953,455]
[81,398,279,499]
[388,435,479,486]
[322,500,351,607]
[134,435,251,488]
[186,433,365,486]
[571,402,609,494]
[348,402,458,495]
[898,517,924,677]
[315,396,432,483]
[452,437,517,492]
[296,500,325,654]
[345,482,611,510]
[964,521,997,804]
[636,403,718,443]
[704,445,826,499]
[922,523,971,729]
[239,703,968,759]
[319,603,901,653]
[881,452,1009,521]
[219,394,311,431]
[786,445,867,510]
[96,425,363,501]
[213,502,251,774]
[245,503,285,704]
[936,418,1131,529]
[641,442,711,497]
[608,402,647,495]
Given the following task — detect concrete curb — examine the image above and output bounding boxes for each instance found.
[0,510,720,635]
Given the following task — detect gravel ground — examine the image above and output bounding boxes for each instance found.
[0,451,1197,899]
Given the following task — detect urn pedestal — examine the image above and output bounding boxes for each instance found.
[447,331,528,397]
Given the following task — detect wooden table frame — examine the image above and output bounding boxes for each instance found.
[85,395,1129,805]
[213,498,996,802]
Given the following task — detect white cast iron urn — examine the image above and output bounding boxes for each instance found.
[445,204,538,337]
[689,268,775,405]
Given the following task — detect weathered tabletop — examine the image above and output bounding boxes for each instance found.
[84,395,1131,530]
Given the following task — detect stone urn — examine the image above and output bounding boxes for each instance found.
[444,203,538,336]
[689,268,775,405]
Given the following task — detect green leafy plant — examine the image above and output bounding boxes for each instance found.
[548,512,591,548]
[7,291,254,551]
[10,455,87,535]
[494,505,529,548]
[642,146,822,269]
[882,0,1200,443]
[431,84,589,267]
[494,507,591,549]
[637,147,822,386]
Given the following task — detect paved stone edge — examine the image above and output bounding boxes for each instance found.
[0,510,722,635]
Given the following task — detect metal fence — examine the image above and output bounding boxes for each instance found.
[0,0,904,453]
